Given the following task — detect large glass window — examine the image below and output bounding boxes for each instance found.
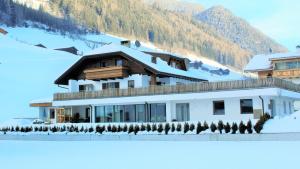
[124,105,136,122]
[50,109,55,119]
[149,103,166,122]
[105,106,114,122]
[213,101,225,115]
[136,104,146,122]
[114,105,124,122]
[115,59,123,66]
[95,106,105,123]
[240,99,253,114]
[176,103,190,121]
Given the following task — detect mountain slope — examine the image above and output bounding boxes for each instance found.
[4,0,287,69]
[195,6,287,55]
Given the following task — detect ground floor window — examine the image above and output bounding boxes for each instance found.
[50,109,55,119]
[240,99,253,114]
[94,103,166,123]
[213,101,225,115]
[176,103,190,121]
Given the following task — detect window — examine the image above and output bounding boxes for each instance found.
[176,103,190,121]
[275,61,299,70]
[124,105,136,122]
[101,62,107,67]
[283,101,287,114]
[105,106,114,122]
[114,105,124,122]
[213,101,225,115]
[149,103,166,122]
[95,106,105,123]
[136,105,146,122]
[115,59,123,66]
[79,84,94,92]
[102,82,120,90]
[128,80,135,88]
[240,99,253,114]
[50,109,55,119]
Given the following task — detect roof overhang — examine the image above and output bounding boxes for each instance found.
[30,102,52,107]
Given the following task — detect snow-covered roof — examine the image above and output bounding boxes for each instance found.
[84,43,207,80]
[244,51,300,72]
[30,98,53,104]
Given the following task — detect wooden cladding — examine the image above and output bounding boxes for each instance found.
[54,78,300,101]
[30,102,52,107]
[273,69,300,78]
[84,66,129,80]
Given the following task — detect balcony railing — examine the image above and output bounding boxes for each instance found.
[54,78,300,101]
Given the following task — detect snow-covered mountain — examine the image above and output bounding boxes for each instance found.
[0,25,246,122]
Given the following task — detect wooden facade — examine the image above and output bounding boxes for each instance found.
[84,66,129,80]
[30,102,52,107]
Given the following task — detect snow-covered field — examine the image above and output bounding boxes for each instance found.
[0,140,299,169]
[263,111,300,133]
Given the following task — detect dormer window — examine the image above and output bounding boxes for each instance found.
[171,61,176,68]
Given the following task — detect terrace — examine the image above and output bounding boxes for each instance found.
[53,78,300,101]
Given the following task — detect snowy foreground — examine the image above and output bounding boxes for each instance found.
[0,141,299,169]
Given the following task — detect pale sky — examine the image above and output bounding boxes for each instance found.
[189,0,300,51]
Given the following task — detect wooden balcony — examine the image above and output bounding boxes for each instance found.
[84,66,129,80]
[273,69,300,78]
[53,78,300,101]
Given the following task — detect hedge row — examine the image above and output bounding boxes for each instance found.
[0,114,271,135]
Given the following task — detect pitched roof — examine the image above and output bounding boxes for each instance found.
[55,44,209,84]
[244,51,300,72]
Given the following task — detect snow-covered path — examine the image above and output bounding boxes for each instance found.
[0,141,299,169]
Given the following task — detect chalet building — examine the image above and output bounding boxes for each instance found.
[245,47,300,84]
[30,43,300,124]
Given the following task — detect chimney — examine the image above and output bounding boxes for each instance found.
[296,45,300,53]
[120,40,131,48]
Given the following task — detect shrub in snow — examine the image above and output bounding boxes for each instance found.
[34,126,39,132]
[80,126,84,132]
[246,120,253,134]
[224,122,231,134]
[128,124,134,134]
[123,125,128,132]
[176,123,182,132]
[96,125,105,134]
[146,124,151,132]
[152,124,157,132]
[107,125,112,132]
[231,123,238,134]
[184,123,190,134]
[10,126,14,132]
[141,124,146,132]
[88,126,94,133]
[196,122,203,134]
[165,123,170,135]
[84,127,88,133]
[203,121,209,131]
[61,126,66,132]
[69,126,74,132]
[210,123,217,133]
[171,123,175,132]
[112,125,117,133]
[117,125,122,132]
[239,121,246,134]
[134,125,140,135]
[74,126,79,133]
[189,123,195,132]
[254,114,271,134]
[20,127,25,132]
[51,126,57,133]
[217,121,224,134]
[16,126,20,132]
[157,124,163,134]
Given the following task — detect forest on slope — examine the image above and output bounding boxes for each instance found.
[1,0,287,69]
